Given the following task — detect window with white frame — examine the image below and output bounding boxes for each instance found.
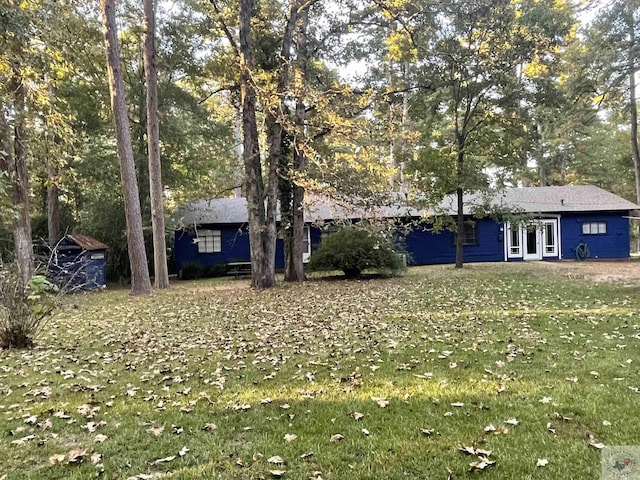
[582,222,606,235]
[303,225,310,255]
[543,220,557,256]
[196,229,222,253]
[508,224,521,256]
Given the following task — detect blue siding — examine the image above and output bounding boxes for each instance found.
[175,224,295,272]
[174,212,632,273]
[560,212,630,260]
[50,248,107,291]
[403,218,503,265]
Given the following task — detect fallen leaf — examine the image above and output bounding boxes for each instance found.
[91,452,103,465]
[349,412,364,421]
[537,458,549,467]
[484,424,496,433]
[371,397,389,408]
[451,402,464,408]
[203,423,217,431]
[149,455,176,465]
[267,455,285,464]
[505,418,519,426]
[269,470,286,478]
[330,434,344,442]
[283,434,297,442]
[179,446,189,457]
[147,425,165,436]
[11,435,35,446]
[67,448,87,464]
[49,454,66,465]
[94,434,108,443]
[421,428,434,436]
[469,457,496,472]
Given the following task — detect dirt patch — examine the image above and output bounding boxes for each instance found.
[538,260,640,285]
[193,281,252,294]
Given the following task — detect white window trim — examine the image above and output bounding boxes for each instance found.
[506,223,522,259]
[195,229,222,253]
[542,219,558,257]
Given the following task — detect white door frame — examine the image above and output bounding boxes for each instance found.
[523,224,543,260]
[505,217,560,261]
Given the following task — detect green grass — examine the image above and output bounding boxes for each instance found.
[1,263,640,479]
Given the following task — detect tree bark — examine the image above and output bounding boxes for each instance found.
[239,0,274,288]
[286,6,309,283]
[455,142,465,269]
[101,0,152,296]
[47,164,60,246]
[143,0,169,289]
[0,67,34,282]
[629,25,640,205]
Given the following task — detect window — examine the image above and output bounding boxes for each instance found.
[582,222,606,235]
[303,225,310,255]
[508,226,521,256]
[196,229,222,253]
[543,220,557,256]
[454,222,478,245]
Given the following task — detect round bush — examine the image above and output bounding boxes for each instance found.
[309,227,405,278]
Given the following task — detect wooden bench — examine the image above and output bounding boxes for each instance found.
[226,261,252,278]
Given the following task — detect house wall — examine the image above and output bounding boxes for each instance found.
[174,224,289,272]
[403,218,504,265]
[560,212,630,260]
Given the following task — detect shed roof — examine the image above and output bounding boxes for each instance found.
[66,235,108,251]
[174,185,640,226]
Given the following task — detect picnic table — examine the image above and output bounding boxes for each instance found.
[226,261,252,278]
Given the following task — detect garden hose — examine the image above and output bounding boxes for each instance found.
[575,242,589,261]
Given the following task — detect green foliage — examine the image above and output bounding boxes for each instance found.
[309,227,404,278]
[179,261,227,280]
[0,267,57,349]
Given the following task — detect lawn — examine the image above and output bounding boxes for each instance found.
[1,263,639,479]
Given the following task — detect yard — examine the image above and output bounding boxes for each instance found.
[1,262,640,479]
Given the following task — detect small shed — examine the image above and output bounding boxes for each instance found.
[50,235,107,292]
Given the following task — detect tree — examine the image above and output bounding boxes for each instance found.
[403,0,574,267]
[101,0,152,295]
[587,0,640,205]
[143,0,169,289]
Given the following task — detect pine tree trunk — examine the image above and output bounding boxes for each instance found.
[239,0,273,288]
[455,146,465,269]
[0,69,34,282]
[101,0,152,296]
[629,35,640,205]
[287,6,309,283]
[143,0,169,289]
[47,164,60,246]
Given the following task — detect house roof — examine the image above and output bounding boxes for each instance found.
[174,185,640,226]
[66,235,108,251]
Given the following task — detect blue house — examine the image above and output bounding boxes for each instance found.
[49,235,108,291]
[173,185,639,275]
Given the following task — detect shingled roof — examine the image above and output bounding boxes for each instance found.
[174,185,639,226]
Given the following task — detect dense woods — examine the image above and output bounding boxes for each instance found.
[1,0,639,289]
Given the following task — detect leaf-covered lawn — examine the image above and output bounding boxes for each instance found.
[1,263,639,479]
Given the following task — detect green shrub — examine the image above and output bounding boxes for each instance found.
[309,227,405,278]
[0,266,58,349]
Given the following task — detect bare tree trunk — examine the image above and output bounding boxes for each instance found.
[455,141,465,269]
[629,33,640,205]
[47,164,60,246]
[143,0,169,289]
[239,0,274,288]
[101,0,152,296]
[287,6,309,283]
[0,69,34,281]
